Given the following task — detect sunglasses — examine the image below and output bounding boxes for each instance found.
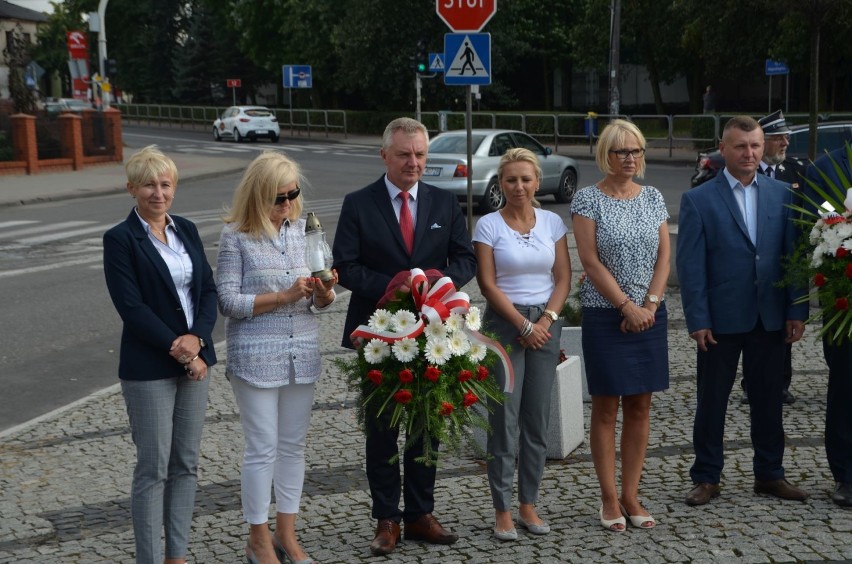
[274,187,301,205]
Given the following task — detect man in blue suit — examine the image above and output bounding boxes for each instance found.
[806,145,852,507]
[677,115,808,506]
[332,117,476,555]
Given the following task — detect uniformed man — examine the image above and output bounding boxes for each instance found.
[741,110,805,406]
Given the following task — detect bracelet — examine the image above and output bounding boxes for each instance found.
[184,354,199,367]
[520,319,533,338]
[616,297,630,316]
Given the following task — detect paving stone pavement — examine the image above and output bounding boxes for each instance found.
[1,279,851,563]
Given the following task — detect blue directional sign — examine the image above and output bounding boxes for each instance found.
[429,53,445,73]
[282,65,313,88]
[765,59,789,76]
[444,33,491,86]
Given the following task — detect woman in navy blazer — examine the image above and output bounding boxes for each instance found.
[103,145,217,564]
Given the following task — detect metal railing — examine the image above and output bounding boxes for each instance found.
[116,103,347,138]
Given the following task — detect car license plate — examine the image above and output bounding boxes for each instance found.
[255,130,267,135]
[423,166,441,176]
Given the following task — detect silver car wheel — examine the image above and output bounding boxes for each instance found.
[481,177,506,213]
[555,168,578,204]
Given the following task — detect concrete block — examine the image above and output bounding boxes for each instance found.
[472,355,585,460]
[560,326,590,402]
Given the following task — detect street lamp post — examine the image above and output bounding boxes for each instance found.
[97,0,109,108]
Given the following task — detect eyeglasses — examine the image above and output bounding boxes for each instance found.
[766,134,791,142]
[274,187,301,205]
[609,148,646,160]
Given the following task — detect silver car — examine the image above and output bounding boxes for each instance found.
[424,129,579,213]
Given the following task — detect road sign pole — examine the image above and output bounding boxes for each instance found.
[232,87,236,106]
[466,85,474,235]
[416,73,422,123]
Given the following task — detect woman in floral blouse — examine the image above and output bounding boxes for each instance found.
[216,152,336,564]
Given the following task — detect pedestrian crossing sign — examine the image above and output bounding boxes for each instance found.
[444,33,491,86]
[429,53,445,73]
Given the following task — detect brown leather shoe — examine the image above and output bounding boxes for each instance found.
[370,519,400,556]
[754,479,809,501]
[685,482,721,506]
[404,513,459,545]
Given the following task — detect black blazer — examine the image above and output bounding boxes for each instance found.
[103,210,218,380]
[332,176,476,349]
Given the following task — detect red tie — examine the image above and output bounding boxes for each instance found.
[398,192,414,254]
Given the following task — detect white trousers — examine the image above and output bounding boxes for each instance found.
[230,377,315,523]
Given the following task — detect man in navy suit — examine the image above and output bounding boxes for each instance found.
[332,117,476,555]
[806,145,852,507]
[677,115,808,507]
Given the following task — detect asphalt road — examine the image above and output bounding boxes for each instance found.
[0,126,695,431]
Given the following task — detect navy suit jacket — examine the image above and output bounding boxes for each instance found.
[333,176,476,349]
[103,210,218,380]
[677,172,807,334]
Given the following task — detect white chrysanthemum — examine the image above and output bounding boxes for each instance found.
[467,341,487,363]
[424,338,451,365]
[425,321,447,341]
[392,338,418,363]
[392,310,417,332]
[447,332,470,356]
[465,306,482,331]
[368,309,393,332]
[363,339,390,364]
[444,312,464,333]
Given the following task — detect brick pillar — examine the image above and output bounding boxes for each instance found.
[59,113,84,170]
[10,114,38,174]
[103,108,123,162]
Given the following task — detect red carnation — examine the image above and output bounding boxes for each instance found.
[439,402,454,416]
[476,365,489,381]
[837,247,849,258]
[815,273,827,287]
[394,389,413,404]
[462,391,479,408]
[367,370,383,386]
[846,264,852,279]
[398,368,414,383]
[424,366,441,382]
[836,297,849,311]
[458,369,473,382]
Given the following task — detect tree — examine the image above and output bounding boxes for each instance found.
[30,2,89,98]
[2,24,37,113]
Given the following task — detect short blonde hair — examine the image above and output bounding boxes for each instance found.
[498,147,542,208]
[125,145,178,187]
[223,152,305,238]
[595,119,647,178]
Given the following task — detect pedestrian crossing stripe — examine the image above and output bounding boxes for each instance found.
[445,35,489,79]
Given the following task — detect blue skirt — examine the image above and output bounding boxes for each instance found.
[581,304,669,396]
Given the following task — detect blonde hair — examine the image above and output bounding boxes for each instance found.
[498,147,542,208]
[382,117,429,150]
[223,152,305,238]
[595,119,647,178]
[125,145,179,187]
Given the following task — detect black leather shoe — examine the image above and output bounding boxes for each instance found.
[685,482,720,506]
[754,479,809,501]
[832,482,852,507]
[782,389,796,405]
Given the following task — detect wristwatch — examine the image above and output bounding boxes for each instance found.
[645,294,660,305]
[198,337,207,349]
[541,309,559,323]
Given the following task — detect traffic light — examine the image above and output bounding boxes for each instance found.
[415,39,427,74]
[104,58,118,78]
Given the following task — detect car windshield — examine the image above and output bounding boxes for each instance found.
[244,109,272,117]
[430,134,486,154]
[787,126,852,156]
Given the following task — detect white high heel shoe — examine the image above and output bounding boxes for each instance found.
[599,505,626,532]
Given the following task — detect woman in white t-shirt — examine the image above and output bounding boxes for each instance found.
[473,148,572,541]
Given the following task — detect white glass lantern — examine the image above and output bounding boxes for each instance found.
[304,212,334,281]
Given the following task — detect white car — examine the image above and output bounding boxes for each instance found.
[213,106,280,142]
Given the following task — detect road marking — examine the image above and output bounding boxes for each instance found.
[0,220,94,240]
[0,255,104,278]
[0,220,38,228]
[18,223,119,245]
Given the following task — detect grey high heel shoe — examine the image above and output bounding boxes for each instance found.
[272,533,316,564]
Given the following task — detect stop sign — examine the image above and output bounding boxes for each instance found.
[436,0,496,32]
